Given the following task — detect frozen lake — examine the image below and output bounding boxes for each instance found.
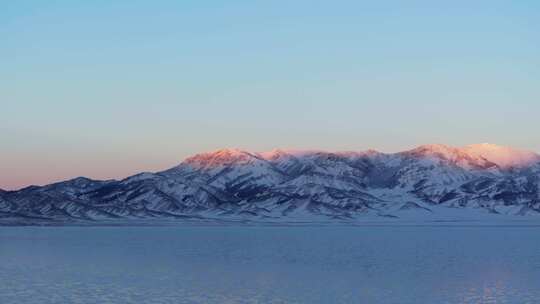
[1,225,540,304]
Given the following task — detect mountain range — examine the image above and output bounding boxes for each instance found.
[2,143,540,225]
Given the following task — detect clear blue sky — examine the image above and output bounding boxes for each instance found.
[1,0,539,189]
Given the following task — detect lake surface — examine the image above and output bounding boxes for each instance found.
[1,225,540,304]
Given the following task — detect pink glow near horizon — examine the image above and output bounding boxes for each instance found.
[0,158,180,191]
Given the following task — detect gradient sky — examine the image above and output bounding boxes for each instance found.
[1,0,539,190]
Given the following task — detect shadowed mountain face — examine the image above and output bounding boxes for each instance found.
[2,144,540,224]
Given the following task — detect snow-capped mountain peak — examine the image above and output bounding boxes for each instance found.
[404,144,497,170]
[403,143,540,170]
[2,143,540,225]
[463,143,540,169]
[183,148,257,168]
[408,144,460,158]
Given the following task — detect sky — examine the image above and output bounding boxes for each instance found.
[1,0,539,190]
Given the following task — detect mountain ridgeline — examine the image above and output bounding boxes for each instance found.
[2,144,540,224]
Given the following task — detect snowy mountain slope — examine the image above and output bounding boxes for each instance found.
[1,144,539,224]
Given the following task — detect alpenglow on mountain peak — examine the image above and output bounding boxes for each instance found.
[2,143,540,225]
[463,143,540,169]
[181,144,539,170]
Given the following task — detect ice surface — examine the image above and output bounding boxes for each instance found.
[1,226,540,304]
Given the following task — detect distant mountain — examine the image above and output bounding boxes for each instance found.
[2,144,540,225]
